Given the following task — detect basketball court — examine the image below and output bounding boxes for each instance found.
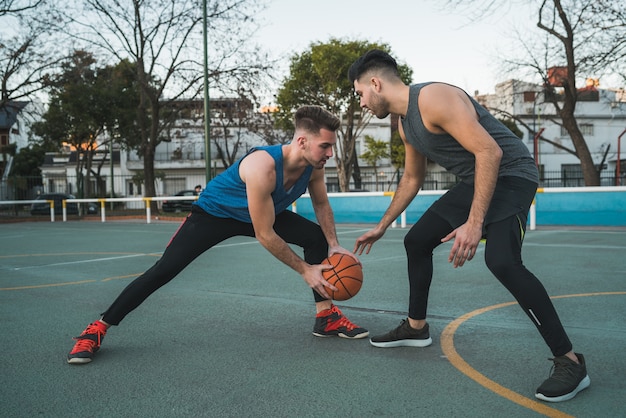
[1,220,624,417]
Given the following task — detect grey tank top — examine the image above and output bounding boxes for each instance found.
[400,83,539,184]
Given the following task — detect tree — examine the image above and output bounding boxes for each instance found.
[388,130,405,190]
[0,0,43,16]
[275,39,412,192]
[360,135,389,191]
[31,50,109,197]
[0,1,66,108]
[445,0,626,186]
[210,95,256,168]
[64,0,273,205]
[9,142,51,198]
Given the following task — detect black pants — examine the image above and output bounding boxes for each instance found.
[404,208,573,357]
[101,207,329,325]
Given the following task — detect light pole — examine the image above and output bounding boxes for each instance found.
[202,0,212,184]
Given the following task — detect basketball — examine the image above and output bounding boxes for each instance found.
[321,253,363,301]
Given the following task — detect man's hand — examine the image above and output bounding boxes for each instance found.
[353,226,386,255]
[328,245,361,264]
[442,222,482,268]
[303,263,338,299]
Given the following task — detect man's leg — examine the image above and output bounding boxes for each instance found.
[370,209,453,348]
[484,214,572,356]
[272,210,368,339]
[68,210,251,364]
[484,214,590,402]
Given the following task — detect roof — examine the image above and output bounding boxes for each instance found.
[0,101,28,129]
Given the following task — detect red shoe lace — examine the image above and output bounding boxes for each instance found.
[70,323,106,354]
[328,306,357,331]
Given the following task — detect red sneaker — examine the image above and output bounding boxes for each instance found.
[67,321,107,364]
[313,305,369,339]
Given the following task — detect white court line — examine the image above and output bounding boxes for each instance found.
[10,253,151,270]
[524,242,626,250]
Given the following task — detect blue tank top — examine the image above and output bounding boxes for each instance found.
[401,83,538,184]
[194,145,313,223]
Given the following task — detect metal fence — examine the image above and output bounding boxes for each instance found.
[0,168,621,202]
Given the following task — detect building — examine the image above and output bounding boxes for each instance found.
[476,79,626,186]
[0,100,34,200]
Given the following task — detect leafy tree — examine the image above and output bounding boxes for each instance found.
[275,38,412,192]
[499,118,524,139]
[445,0,626,186]
[63,0,273,205]
[360,135,390,191]
[31,50,110,197]
[8,142,51,198]
[11,142,52,175]
[387,130,406,190]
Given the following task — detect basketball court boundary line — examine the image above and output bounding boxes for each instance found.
[440,291,626,418]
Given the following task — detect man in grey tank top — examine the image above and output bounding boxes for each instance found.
[348,49,589,403]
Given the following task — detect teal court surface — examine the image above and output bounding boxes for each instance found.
[1,220,625,417]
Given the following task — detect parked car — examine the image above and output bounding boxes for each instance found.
[161,190,198,213]
[30,193,98,215]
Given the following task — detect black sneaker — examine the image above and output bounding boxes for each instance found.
[313,305,369,339]
[535,353,590,402]
[370,319,432,348]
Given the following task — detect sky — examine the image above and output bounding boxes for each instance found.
[251,0,535,99]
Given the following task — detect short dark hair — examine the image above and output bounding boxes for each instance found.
[294,105,340,133]
[348,49,400,84]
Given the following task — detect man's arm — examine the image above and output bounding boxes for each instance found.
[419,83,503,267]
[308,167,355,258]
[240,151,335,298]
[354,121,427,255]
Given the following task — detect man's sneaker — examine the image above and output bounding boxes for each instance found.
[67,321,108,364]
[535,353,590,402]
[313,305,369,339]
[370,319,432,348]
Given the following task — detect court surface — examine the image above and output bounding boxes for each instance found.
[1,220,625,417]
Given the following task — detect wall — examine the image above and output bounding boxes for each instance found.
[292,187,626,227]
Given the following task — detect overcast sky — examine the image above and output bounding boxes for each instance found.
[251,0,533,99]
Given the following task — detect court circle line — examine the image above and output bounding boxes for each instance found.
[440,291,626,418]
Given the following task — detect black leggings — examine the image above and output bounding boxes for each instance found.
[101,208,329,325]
[404,209,573,356]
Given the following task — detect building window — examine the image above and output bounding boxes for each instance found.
[560,124,594,137]
[580,124,594,136]
[0,135,8,146]
[127,181,141,196]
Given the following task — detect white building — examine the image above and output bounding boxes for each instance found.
[476,79,626,186]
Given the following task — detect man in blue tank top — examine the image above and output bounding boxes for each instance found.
[348,50,589,402]
[67,106,368,365]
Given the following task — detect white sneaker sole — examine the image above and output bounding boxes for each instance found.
[370,337,433,348]
[535,375,591,402]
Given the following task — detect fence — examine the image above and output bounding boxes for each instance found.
[2,168,620,202]
[3,187,625,228]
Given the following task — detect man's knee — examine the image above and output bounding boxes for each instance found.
[404,230,433,254]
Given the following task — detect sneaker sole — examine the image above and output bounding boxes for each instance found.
[67,357,93,365]
[370,337,433,348]
[312,331,370,339]
[535,375,591,402]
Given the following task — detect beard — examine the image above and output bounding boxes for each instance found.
[369,93,391,119]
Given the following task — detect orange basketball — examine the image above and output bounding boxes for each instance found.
[321,253,363,301]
